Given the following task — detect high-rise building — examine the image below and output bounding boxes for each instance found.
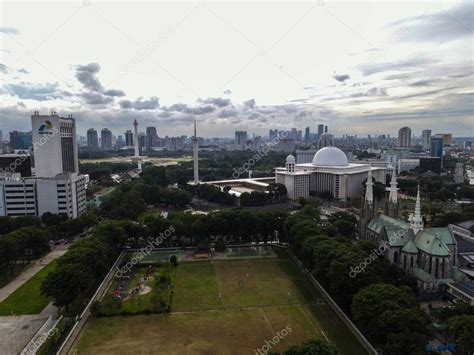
[0,130,3,143]
[0,112,87,219]
[430,136,444,159]
[304,127,310,143]
[87,128,99,148]
[9,131,32,150]
[31,111,79,177]
[269,129,279,141]
[422,129,431,151]
[235,131,248,149]
[434,133,452,146]
[125,130,134,147]
[146,127,158,149]
[101,128,112,150]
[398,127,412,148]
[317,124,324,139]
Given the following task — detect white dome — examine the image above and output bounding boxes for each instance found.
[286,154,296,163]
[312,147,349,166]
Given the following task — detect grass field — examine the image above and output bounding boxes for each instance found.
[75,250,368,354]
[0,261,56,315]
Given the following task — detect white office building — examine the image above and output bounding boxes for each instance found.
[0,112,86,219]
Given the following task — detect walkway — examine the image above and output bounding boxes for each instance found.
[0,248,67,302]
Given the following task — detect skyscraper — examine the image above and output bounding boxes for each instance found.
[398,127,411,148]
[422,129,431,151]
[304,127,310,143]
[430,136,444,158]
[101,128,112,150]
[235,131,248,149]
[31,111,79,177]
[125,130,134,147]
[146,126,158,149]
[317,124,324,139]
[87,128,99,148]
[9,131,32,150]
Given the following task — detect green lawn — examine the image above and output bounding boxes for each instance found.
[75,250,368,355]
[0,261,56,315]
[172,261,220,311]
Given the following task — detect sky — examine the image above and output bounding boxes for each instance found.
[0,0,473,138]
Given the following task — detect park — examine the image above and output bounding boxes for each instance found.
[74,247,367,354]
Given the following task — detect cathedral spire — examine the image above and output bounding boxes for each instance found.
[388,168,398,204]
[410,185,424,234]
[365,168,374,205]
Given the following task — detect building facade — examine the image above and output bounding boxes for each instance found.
[87,128,99,148]
[398,126,412,148]
[101,128,112,150]
[275,146,385,201]
[422,129,432,151]
[360,173,465,292]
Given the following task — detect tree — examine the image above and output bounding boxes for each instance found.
[333,220,356,238]
[447,315,474,353]
[41,263,90,311]
[283,337,341,355]
[352,283,431,354]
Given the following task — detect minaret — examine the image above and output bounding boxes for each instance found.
[387,168,399,218]
[410,185,424,235]
[133,119,142,171]
[192,117,199,184]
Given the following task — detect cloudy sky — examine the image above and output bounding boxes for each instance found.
[0,0,473,138]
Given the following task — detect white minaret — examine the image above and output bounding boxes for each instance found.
[388,168,398,204]
[365,168,374,205]
[192,117,199,184]
[133,119,142,171]
[410,185,424,235]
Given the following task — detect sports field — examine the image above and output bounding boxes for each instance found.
[75,250,368,354]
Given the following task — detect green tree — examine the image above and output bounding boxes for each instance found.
[447,315,474,353]
[352,283,431,354]
[283,337,341,355]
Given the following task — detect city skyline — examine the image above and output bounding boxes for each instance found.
[0,1,472,137]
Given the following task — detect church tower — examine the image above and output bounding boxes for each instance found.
[387,168,399,218]
[410,185,424,235]
[360,169,375,237]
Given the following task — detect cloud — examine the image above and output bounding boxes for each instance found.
[218,108,239,118]
[223,89,232,95]
[243,98,255,109]
[333,73,350,82]
[163,102,215,115]
[0,27,19,35]
[391,2,474,43]
[360,57,434,76]
[104,89,126,97]
[75,63,103,92]
[81,91,114,105]
[5,82,60,101]
[0,63,9,74]
[17,68,29,74]
[119,96,160,110]
[199,97,231,107]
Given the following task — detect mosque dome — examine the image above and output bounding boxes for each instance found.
[286,154,296,163]
[312,146,349,166]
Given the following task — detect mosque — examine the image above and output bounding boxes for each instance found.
[275,146,386,201]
